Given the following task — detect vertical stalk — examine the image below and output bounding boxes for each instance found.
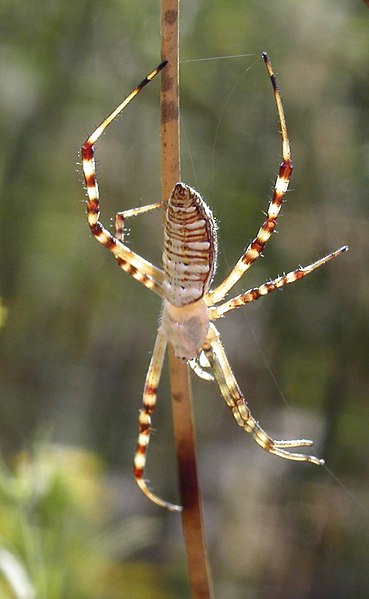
[160,2,214,598]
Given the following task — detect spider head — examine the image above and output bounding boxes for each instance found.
[161,299,210,361]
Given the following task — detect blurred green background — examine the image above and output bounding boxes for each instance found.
[0,1,368,597]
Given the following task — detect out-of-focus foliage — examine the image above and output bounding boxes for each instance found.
[0,1,368,598]
[0,299,7,329]
[0,443,170,599]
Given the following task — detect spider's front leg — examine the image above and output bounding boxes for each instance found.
[203,324,324,465]
[133,330,182,513]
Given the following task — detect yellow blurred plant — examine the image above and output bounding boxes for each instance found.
[0,444,167,599]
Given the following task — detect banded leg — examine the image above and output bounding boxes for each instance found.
[203,324,324,465]
[81,61,168,295]
[210,246,348,319]
[133,330,182,512]
[206,52,292,306]
[114,202,162,242]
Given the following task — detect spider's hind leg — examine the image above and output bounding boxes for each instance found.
[114,202,162,242]
[209,246,348,319]
[203,324,324,466]
[206,52,293,306]
[81,62,167,296]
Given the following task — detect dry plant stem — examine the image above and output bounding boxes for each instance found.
[160,1,214,597]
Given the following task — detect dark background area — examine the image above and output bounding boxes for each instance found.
[0,1,368,597]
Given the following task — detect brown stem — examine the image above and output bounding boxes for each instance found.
[160,2,214,597]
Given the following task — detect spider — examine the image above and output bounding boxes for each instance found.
[81,53,347,512]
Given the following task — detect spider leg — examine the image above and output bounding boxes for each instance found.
[81,61,168,296]
[189,352,214,381]
[133,330,182,512]
[203,324,324,465]
[206,52,292,306]
[210,246,348,319]
[115,202,162,242]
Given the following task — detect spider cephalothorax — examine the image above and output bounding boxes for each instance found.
[81,55,347,511]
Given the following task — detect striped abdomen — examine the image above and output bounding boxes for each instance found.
[162,182,217,306]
